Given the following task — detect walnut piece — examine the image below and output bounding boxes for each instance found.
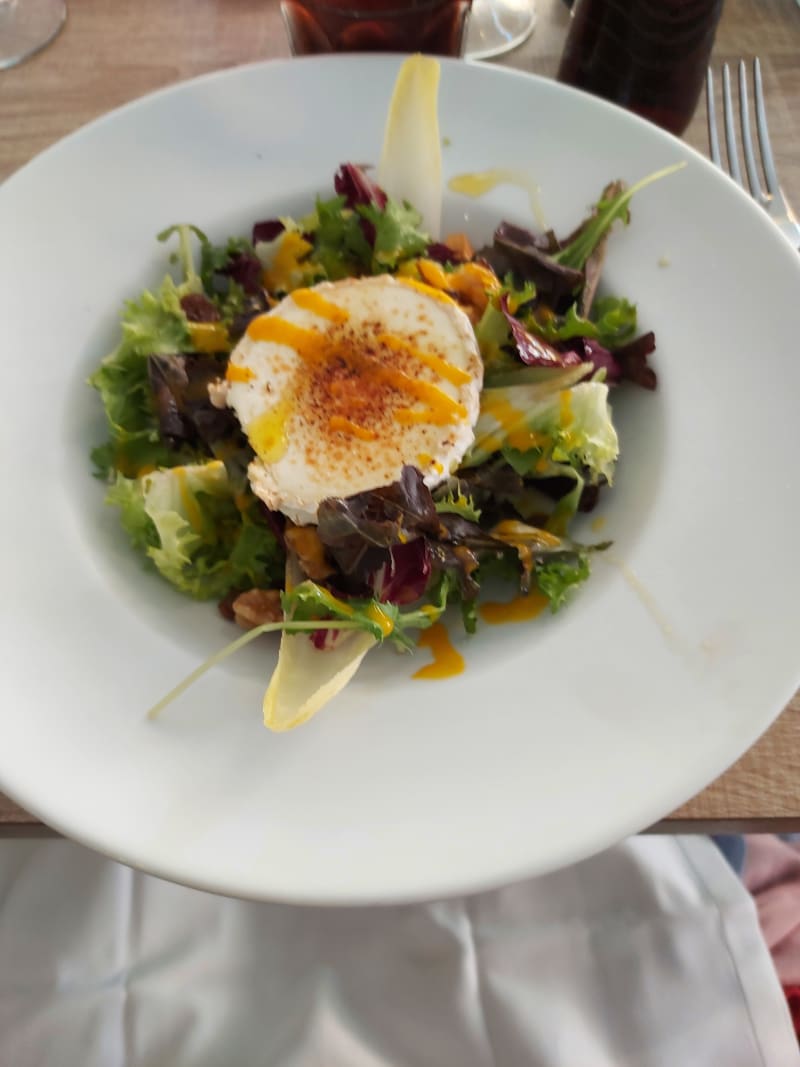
[231,588,283,630]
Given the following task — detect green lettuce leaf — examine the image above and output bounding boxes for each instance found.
[526,296,638,349]
[108,461,283,600]
[433,486,482,523]
[88,275,194,477]
[106,473,159,554]
[498,454,585,535]
[199,233,253,286]
[157,224,205,291]
[283,572,453,652]
[554,163,684,271]
[311,194,429,279]
[474,300,516,374]
[118,274,190,357]
[360,198,429,267]
[535,553,591,612]
[463,376,618,487]
[312,195,373,279]
[590,296,639,347]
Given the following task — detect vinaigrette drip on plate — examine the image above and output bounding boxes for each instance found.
[479,590,549,625]
[413,623,465,680]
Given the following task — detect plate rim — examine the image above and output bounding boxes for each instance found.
[3,53,800,905]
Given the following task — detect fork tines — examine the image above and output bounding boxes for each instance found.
[706,58,778,210]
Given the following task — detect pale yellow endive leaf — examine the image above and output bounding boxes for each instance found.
[263,630,378,732]
[378,54,442,238]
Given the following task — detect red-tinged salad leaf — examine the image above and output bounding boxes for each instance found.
[198,234,253,289]
[315,467,590,613]
[425,241,464,265]
[500,294,583,370]
[498,285,657,389]
[565,333,657,389]
[180,293,220,323]
[252,219,285,244]
[334,163,388,210]
[222,252,263,295]
[570,338,622,382]
[146,354,253,487]
[368,540,432,605]
[317,466,440,554]
[496,220,560,256]
[316,469,499,608]
[613,331,657,390]
[485,221,583,309]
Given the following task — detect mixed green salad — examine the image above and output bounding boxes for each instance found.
[89,59,671,729]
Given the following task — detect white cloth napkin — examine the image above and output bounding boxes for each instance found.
[0,835,796,1067]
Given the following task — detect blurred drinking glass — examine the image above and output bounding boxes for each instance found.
[0,0,66,70]
[282,0,472,55]
[465,0,536,60]
[557,0,723,136]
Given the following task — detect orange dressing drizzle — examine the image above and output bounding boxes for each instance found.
[246,315,316,349]
[225,363,254,383]
[261,231,312,292]
[396,276,456,305]
[479,590,549,625]
[247,398,293,463]
[416,258,450,289]
[559,389,574,427]
[245,315,467,427]
[377,332,472,387]
[328,415,377,441]
[174,467,205,534]
[477,392,552,454]
[413,623,465,680]
[417,452,444,474]
[188,322,230,353]
[291,288,349,322]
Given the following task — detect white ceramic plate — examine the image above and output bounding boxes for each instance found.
[2,56,800,905]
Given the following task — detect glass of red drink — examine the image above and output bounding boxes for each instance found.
[281,0,472,56]
[556,0,724,136]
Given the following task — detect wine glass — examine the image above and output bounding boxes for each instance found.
[465,0,536,60]
[0,0,66,71]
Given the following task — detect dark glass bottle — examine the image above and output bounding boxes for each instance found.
[556,0,724,136]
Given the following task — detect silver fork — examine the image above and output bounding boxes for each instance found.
[706,58,800,249]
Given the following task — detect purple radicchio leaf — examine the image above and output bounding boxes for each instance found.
[500,294,583,369]
[222,252,263,296]
[252,220,286,244]
[489,221,583,310]
[570,337,622,382]
[425,241,464,265]
[334,163,387,210]
[613,331,657,390]
[180,293,220,323]
[368,540,432,605]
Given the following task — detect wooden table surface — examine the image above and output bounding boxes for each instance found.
[2,0,799,834]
